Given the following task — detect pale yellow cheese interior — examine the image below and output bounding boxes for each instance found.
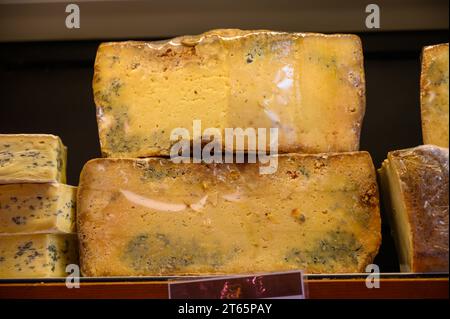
[0,233,78,278]
[93,29,365,157]
[0,183,77,234]
[379,160,413,272]
[77,152,381,276]
[421,43,449,148]
[0,134,67,184]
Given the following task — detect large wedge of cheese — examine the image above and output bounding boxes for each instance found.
[77,153,381,276]
[379,145,449,273]
[0,233,78,278]
[0,134,67,184]
[420,43,449,148]
[93,29,365,157]
[0,183,77,234]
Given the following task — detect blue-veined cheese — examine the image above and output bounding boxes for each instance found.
[0,233,78,278]
[93,29,365,157]
[0,183,77,234]
[0,134,67,184]
[77,152,381,276]
[421,43,449,148]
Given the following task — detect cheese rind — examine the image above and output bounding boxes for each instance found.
[0,183,77,234]
[77,153,381,276]
[93,29,365,157]
[0,134,67,184]
[0,234,78,278]
[379,145,449,272]
[420,43,449,147]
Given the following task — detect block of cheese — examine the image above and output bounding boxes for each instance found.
[0,233,78,278]
[0,183,77,234]
[77,152,381,276]
[379,145,449,272]
[0,134,67,184]
[420,43,449,147]
[93,29,365,157]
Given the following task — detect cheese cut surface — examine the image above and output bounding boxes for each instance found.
[93,29,365,157]
[0,183,77,234]
[77,153,381,276]
[420,43,449,147]
[0,134,67,184]
[0,233,78,278]
[379,145,449,273]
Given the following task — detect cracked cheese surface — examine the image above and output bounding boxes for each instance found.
[77,152,381,276]
[93,29,365,157]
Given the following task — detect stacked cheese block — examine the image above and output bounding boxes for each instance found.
[379,43,449,272]
[0,134,78,278]
[78,29,382,276]
[420,43,449,148]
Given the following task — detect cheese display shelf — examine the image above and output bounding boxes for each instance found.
[0,273,448,299]
[0,23,448,300]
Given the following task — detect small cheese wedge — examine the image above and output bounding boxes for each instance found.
[0,183,77,234]
[0,134,67,184]
[420,43,449,147]
[0,233,78,278]
[93,29,365,157]
[379,145,449,273]
[77,153,381,276]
